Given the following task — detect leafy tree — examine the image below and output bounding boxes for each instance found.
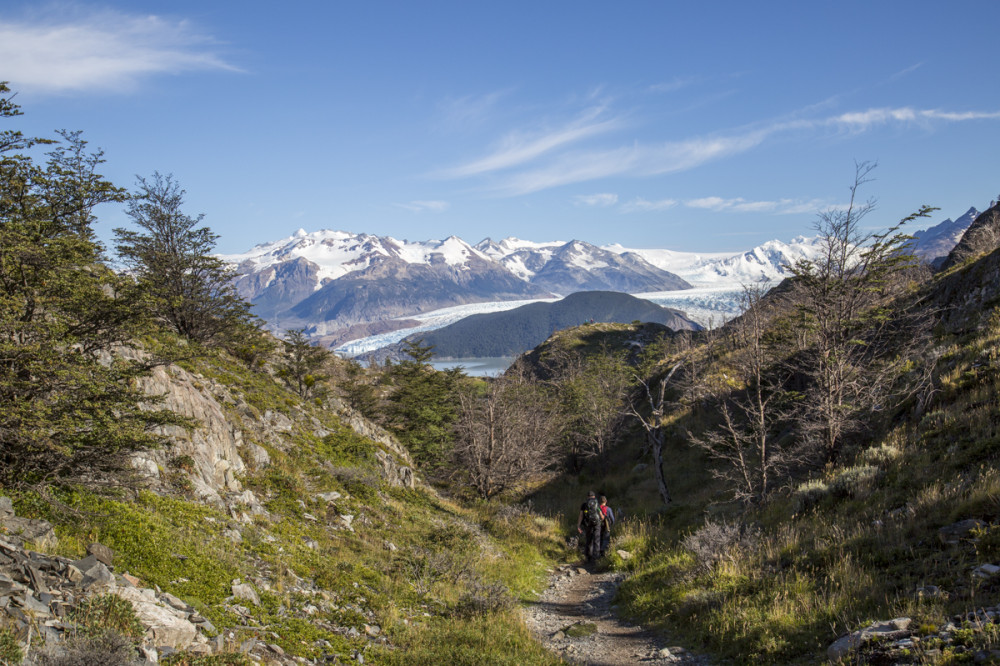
[555,347,631,468]
[340,358,380,415]
[384,339,462,469]
[0,83,179,491]
[278,327,330,399]
[114,172,253,345]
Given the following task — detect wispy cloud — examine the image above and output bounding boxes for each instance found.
[394,200,450,213]
[648,77,693,94]
[684,196,827,215]
[574,193,618,207]
[0,7,238,94]
[438,89,513,128]
[621,197,677,213]
[439,98,1000,196]
[436,104,623,178]
[493,130,769,196]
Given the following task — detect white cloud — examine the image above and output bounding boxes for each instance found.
[436,104,623,178]
[621,197,677,212]
[438,93,1000,197]
[395,200,450,213]
[0,8,238,94]
[684,196,827,215]
[574,193,618,207]
[438,89,512,127]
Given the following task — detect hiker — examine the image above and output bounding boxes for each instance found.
[577,491,603,563]
[599,495,615,557]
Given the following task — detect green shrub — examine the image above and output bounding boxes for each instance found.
[30,632,137,666]
[0,626,22,665]
[829,465,881,499]
[792,479,829,513]
[453,581,514,618]
[71,594,145,640]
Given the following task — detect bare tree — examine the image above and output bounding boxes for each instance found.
[691,284,794,504]
[787,162,936,458]
[628,359,683,506]
[453,368,559,501]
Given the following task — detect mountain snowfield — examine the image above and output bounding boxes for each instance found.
[326,236,827,355]
[220,209,977,357]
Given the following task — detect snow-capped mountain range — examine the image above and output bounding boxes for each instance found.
[220,207,977,352]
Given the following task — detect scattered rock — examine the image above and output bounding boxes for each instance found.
[616,549,633,561]
[86,542,115,567]
[231,581,260,606]
[939,519,986,544]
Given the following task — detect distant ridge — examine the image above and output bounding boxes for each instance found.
[364,291,700,361]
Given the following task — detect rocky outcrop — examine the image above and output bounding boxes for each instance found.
[133,362,248,503]
[0,497,56,551]
[0,500,211,661]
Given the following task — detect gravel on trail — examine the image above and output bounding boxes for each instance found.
[523,562,709,665]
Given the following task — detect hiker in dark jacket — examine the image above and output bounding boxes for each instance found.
[599,495,615,557]
[577,490,602,563]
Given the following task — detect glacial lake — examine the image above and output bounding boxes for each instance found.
[429,357,515,377]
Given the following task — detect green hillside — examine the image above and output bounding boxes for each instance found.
[523,203,1000,663]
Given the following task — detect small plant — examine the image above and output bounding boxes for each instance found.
[170,455,197,472]
[71,594,145,640]
[0,626,22,666]
[829,465,881,499]
[29,632,137,666]
[858,444,903,467]
[681,520,759,574]
[792,479,829,513]
[564,621,598,638]
[453,581,514,618]
[162,655,254,666]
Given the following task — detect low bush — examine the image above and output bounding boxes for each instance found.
[681,520,759,574]
[70,594,144,640]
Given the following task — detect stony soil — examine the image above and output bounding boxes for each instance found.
[523,562,708,665]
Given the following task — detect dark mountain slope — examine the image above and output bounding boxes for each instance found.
[381,290,700,359]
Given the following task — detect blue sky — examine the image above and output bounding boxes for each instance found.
[3,1,999,254]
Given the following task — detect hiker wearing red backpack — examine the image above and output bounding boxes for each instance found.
[577,490,603,563]
[599,495,615,557]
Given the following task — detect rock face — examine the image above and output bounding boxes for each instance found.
[120,345,416,501]
[134,362,248,503]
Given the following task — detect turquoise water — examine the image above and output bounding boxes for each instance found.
[429,357,515,377]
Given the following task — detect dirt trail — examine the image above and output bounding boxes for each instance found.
[523,562,707,665]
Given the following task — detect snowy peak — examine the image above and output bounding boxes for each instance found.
[909,206,978,263]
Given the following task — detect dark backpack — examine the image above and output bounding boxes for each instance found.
[584,497,601,528]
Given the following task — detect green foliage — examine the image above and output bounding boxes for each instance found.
[0,83,182,491]
[71,593,144,640]
[277,328,330,399]
[114,172,254,345]
[162,655,252,666]
[384,339,463,469]
[0,626,22,665]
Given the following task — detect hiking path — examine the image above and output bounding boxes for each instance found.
[523,562,708,665]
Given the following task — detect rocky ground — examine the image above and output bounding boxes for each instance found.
[523,560,708,666]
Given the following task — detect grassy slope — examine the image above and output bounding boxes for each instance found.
[529,253,1000,663]
[7,344,569,665]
